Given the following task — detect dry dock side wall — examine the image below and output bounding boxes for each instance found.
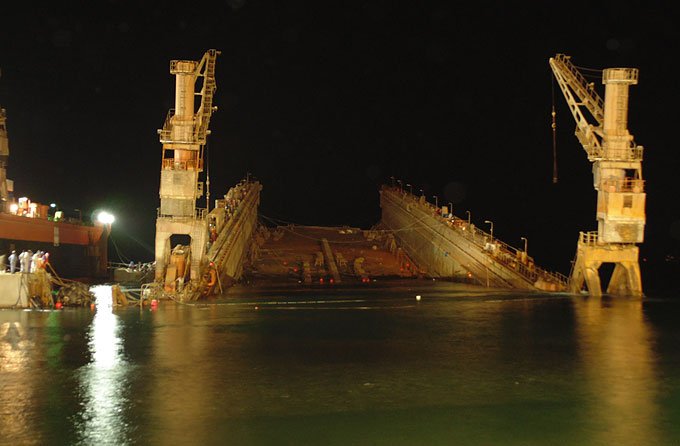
[0,274,28,307]
[208,182,261,284]
[379,186,562,290]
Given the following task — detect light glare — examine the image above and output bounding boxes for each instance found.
[97,211,115,225]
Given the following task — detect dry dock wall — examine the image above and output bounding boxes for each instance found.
[0,274,28,307]
[379,186,566,291]
[208,182,261,283]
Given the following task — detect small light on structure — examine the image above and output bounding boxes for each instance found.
[9,203,19,214]
[50,203,57,208]
[416,295,421,301]
[97,211,115,225]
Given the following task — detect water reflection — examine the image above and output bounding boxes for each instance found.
[0,314,32,441]
[573,297,659,445]
[76,285,129,445]
[0,319,29,372]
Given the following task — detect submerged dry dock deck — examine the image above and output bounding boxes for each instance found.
[248,225,420,284]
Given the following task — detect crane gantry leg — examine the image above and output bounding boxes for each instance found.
[569,232,642,297]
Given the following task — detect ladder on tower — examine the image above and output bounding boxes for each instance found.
[196,49,219,144]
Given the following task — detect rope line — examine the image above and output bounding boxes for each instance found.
[574,65,603,73]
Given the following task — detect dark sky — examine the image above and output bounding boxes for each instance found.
[1,1,678,290]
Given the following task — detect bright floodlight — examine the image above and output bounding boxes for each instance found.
[97,211,115,225]
[50,203,57,208]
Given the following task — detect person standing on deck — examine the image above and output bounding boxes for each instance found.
[31,251,40,272]
[8,250,17,273]
[19,250,31,273]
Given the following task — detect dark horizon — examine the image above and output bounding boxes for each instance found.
[1,1,678,292]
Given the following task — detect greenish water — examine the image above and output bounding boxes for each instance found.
[1,281,680,445]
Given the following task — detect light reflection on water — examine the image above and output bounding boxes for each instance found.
[1,283,679,445]
[0,316,32,443]
[75,285,129,446]
[573,298,659,445]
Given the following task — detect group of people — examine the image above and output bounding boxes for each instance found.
[223,182,249,222]
[2,249,50,274]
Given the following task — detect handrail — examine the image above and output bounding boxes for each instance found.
[157,207,207,220]
[600,177,645,193]
[579,231,599,245]
[601,144,644,161]
[161,158,203,171]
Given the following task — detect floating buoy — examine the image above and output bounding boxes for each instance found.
[55,302,63,310]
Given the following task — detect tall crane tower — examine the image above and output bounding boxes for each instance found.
[0,70,9,204]
[549,54,645,297]
[0,107,9,204]
[154,49,220,283]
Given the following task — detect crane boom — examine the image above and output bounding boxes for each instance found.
[549,54,646,297]
[551,54,605,123]
[549,56,603,159]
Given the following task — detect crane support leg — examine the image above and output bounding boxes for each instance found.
[607,261,642,296]
[584,263,603,298]
[569,234,642,297]
[570,256,603,297]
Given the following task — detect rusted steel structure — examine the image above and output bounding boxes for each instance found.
[550,54,645,297]
[153,50,261,299]
[380,186,567,291]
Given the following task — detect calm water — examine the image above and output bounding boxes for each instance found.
[1,281,680,445]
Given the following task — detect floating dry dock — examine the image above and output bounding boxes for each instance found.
[148,49,567,300]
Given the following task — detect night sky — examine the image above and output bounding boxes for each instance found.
[1,1,678,291]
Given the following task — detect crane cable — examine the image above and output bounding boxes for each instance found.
[551,74,558,184]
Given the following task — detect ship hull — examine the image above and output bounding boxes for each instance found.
[0,213,108,279]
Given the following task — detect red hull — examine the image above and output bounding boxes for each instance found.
[0,212,109,278]
[0,212,104,245]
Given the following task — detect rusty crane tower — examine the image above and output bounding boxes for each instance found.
[549,54,645,297]
[154,49,220,284]
[0,70,9,204]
